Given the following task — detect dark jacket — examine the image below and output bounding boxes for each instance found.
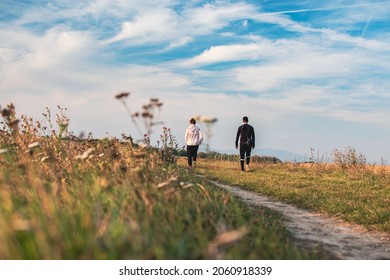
[235,124,255,148]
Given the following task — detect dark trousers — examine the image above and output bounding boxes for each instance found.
[239,144,251,171]
[187,145,199,166]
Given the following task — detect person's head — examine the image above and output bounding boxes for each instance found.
[189,118,196,125]
[243,116,249,123]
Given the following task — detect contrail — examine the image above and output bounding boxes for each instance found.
[261,1,390,15]
[361,14,373,37]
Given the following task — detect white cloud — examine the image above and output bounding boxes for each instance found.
[233,52,355,92]
[321,29,390,51]
[108,8,179,44]
[252,12,316,33]
[251,8,390,51]
[186,2,254,27]
[165,36,194,50]
[180,43,262,66]
[106,1,255,46]
[0,26,95,96]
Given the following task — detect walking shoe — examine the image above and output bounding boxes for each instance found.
[193,161,196,168]
[246,164,250,172]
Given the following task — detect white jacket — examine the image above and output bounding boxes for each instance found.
[185,124,203,146]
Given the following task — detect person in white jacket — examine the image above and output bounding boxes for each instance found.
[185,118,203,168]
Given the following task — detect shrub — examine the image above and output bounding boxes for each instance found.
[332,146,367,168]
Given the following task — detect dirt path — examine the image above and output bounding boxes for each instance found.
[208,179,390,260]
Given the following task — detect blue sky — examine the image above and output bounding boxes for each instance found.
[1,0,390,162]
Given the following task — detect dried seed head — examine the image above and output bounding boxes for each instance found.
[1,108,10,117]
[115,92,130,100]
[10,119,19,126]
[142,111,153,118]
[197,115,218,123]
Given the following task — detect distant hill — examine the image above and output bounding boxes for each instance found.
[213,148,306,162]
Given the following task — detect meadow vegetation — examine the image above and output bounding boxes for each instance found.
[194,157,390,232]
[0,104,331,259]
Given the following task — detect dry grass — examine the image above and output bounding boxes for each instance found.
[192,158,390,232]
[0,104,331,259]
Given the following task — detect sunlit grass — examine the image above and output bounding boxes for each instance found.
[0,151,329,259]
[192,159,390,232]
[0,104,332,259]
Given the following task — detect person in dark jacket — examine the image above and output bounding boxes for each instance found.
[235,116,255,171]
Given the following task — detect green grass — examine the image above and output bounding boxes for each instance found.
[192,159,390,232]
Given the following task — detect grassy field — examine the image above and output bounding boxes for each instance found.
[0,144,330,260]
[0,105,333,259]
[191,158,390,232]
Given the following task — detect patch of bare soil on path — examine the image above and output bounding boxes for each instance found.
[208,179,390,260]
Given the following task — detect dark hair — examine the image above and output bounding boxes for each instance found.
[243,116,248,123]
[190,118,196,124]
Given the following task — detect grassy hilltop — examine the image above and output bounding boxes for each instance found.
[0,104,331,259]
[3,104,389,260]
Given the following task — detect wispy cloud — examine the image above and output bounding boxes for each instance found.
[258,1,390,15]
[179,43,262,67]
[107,8,179,44]
[105,1,255,46]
